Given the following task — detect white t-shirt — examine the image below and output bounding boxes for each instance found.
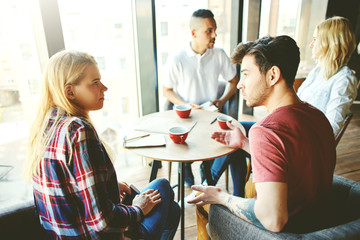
[297,65,358,136]
[163,43,237,105]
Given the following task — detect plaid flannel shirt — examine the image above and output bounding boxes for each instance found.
[33,107,143,239]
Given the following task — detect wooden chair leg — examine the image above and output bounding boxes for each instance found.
[168,162,172,182]
[245,158,252,182]
[225,166,229,191]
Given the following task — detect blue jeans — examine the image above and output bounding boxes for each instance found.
[139,178,180,240]
[210,121,255,197]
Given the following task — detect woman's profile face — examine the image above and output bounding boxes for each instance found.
[71,64,108,114]
[309,28,320,60]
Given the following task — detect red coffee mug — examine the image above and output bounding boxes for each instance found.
[217,115,232,130]
[169,126,189,144]
[175,104,192,118]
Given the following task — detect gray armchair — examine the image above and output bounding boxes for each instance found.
[0,200,132,240]
[0,200,46,240]
[207,175,360,240]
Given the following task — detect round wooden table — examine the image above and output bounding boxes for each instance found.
[125,109,244,240]
[128,109,243,161]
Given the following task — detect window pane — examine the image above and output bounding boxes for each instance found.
[155,0,233,109]
[57,0,142,175]
[0,0,43,208]
[259,0,327,76]
[160,21,169,36]
[259,0,300,39]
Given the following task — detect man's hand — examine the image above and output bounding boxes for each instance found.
[211,122,249,151]
[133,189,162,216]
[163,86,203,109]
[211,99,226,111]
[188,102,202,109]
[214,75,239,110]
[187,185,228,206]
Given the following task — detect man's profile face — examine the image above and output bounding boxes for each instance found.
[238,55,270,107]
[193,17,217,50]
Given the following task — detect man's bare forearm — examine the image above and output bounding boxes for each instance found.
[224,195,265,229]
[163,87,186,105]
[219,76,239,102]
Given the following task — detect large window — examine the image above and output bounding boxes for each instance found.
[0,0,145,210]
[258,0,328,77]
[0,0,334,212]
[0,0,43,208]
[58,0,143,176]
[259,0,301,39]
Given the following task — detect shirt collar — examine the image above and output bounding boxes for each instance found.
[186,42,210,58]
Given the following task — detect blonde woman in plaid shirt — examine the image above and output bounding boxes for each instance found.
[25,50,180,240]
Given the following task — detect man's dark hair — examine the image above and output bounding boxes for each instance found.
[231,35,300,87]
[192,9,214,19]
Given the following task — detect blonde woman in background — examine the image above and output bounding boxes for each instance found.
[297,16,358,136]
[24,50,179,240]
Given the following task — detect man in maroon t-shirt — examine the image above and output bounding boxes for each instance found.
[188,35,336,232]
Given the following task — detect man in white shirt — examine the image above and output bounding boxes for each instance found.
[163,9,239,187]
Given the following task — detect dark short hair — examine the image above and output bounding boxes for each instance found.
[231,35,300,87]
[192,9,214,19]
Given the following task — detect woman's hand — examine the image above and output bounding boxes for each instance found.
[118,182,131,201]
[133,189,162,216]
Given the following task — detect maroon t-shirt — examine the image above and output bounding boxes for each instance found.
[251,102,336,216]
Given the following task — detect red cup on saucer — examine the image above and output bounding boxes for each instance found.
[169,126,189,144]
[175,104,192,118]
[217,115,232,130]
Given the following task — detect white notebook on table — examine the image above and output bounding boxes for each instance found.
[201,101,219,112]
[123,133,166,148]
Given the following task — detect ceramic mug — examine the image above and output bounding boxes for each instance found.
[217,115,232,130]
[175,104,192,118]
[169,126,189,144]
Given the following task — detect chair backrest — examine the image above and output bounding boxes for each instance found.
[294,77,306,92]
[164,99,174,111]
[0,200,46,239]
[335,112,353,146]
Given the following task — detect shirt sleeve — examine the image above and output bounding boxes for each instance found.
[163,54,180,89]
[325,71,357,136]
[219,49,237,81]
[71,123,143,232]
[250,125,288,183]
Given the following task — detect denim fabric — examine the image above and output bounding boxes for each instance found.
[210,121,255,197]
[211,149,247,197]
[184,162,195,187]
[139,178,180,240]
[240,121,256,137]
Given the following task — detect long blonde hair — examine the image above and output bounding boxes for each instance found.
[24,50,97,182]
[316,16,356,79]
